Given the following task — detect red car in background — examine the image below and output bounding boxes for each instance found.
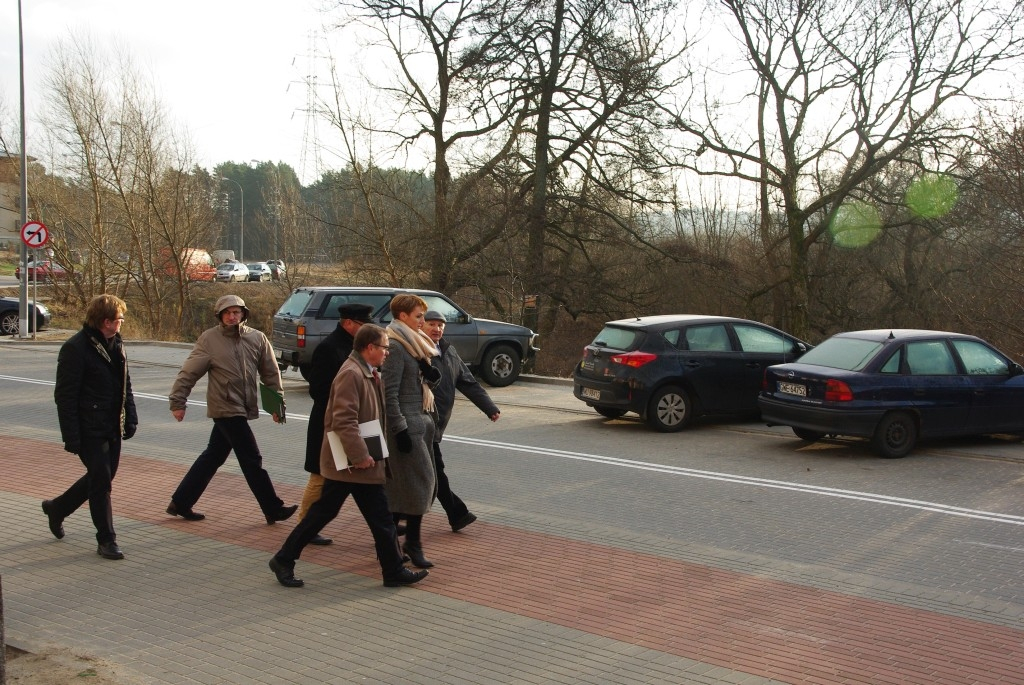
[14,260,71,282]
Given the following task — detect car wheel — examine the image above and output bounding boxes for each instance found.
[871,411,918,458]
[793,427,826,442]
[479,344,521,387]
[299,364,313,382]
[1,311,18,335]
[646,385,692,432]
[594,406,627,419]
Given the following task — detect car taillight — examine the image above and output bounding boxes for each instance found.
[824,379,853,401]
[297,324,306,348]
[609,351,657,368]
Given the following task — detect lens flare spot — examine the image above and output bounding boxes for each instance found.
[829,201,881,248]
[906,173,958,219]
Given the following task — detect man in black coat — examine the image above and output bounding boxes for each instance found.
[298,302,374,545]
[422,310,500,532]
[45,294,138,560]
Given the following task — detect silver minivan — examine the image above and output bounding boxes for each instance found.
[272,287,539,386]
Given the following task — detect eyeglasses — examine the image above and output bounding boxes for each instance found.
[369,342,390,352]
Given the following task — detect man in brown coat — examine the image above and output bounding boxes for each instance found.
[268,324,428,588]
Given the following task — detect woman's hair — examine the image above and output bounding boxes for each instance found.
[389,294,428,318]
[354,324,386,352]
[84,294,127,330]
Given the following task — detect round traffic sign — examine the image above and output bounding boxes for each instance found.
[20,221,49,249]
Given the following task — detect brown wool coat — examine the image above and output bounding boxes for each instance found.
[319,354,389,485]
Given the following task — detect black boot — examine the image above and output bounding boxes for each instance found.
[401,515,434,568]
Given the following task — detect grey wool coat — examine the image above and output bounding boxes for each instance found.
[382,338,436,515]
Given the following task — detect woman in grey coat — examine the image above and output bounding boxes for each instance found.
[383,293,441,568]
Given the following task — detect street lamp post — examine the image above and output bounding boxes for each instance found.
[219,177,244,261]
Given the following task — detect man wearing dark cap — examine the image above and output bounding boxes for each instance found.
[422,309,500,532]
[298,302,375,543]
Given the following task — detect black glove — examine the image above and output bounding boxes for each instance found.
[123,423,137,440]
[64,442,80,454]
[418,359,442,384]
[396,429,413,453]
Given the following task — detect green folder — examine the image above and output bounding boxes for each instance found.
[259,383,286,423]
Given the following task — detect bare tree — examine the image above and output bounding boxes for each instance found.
[668,0,1024,338]
[321,0,532,291]
[37,34,217,335]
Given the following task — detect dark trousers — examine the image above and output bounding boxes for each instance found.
[277,479,405,577]
[171,416,283,515]
[433,442,468,524]
[50,436,120,544]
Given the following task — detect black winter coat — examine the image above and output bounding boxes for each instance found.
[54,326,138,444]
[304,324,356,473]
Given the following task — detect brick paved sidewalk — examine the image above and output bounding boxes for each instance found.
[2,435,1022,684]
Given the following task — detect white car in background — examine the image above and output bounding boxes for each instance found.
[216,261,249,282]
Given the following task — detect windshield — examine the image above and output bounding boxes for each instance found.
[275,290,314,317]
[796,337,883,371]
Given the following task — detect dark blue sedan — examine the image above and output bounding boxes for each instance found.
[758,329,1024,458]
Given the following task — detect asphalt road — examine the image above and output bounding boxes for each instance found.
[2,340,1023,628]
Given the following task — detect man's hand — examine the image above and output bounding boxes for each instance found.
[489,411,501,422]
[172,408,186,422]
[351,456,375,469]
[123,423,137,440]
[396,429,413,453]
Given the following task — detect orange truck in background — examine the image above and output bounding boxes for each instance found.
[161,248,217,281]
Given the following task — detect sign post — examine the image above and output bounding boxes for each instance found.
[18,221,49,339]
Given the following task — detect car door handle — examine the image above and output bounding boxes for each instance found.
[744,362,760,368]
[683,360,701,368]
[913,389,927,396]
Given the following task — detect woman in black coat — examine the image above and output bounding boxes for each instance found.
[45,294,138,560]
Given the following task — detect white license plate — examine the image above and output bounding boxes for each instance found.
[581,387,601,401]
[777,381,806,397]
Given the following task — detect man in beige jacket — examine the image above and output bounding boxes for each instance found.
[268,324,428,588]
[166,295,297,525]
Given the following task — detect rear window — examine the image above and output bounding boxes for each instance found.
[321,294,393,321]
[796,337,883,371]
[591,326,641,351]
[275,291,315,317]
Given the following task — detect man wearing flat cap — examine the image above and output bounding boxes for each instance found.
[298,302,375,543]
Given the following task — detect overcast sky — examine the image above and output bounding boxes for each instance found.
[0,0,336,182]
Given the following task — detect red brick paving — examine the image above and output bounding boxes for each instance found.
[7,435,1023,683]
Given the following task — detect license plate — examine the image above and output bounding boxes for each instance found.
[777,381,806,397]
[581,387,601,401]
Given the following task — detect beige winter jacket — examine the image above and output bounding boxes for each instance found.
[169,322,282,419]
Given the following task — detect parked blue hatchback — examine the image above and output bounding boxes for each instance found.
[758,329,1024,458]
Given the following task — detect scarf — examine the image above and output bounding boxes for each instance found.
[386,320,440,412]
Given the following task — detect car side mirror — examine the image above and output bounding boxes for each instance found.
[1010,362,1024,377]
